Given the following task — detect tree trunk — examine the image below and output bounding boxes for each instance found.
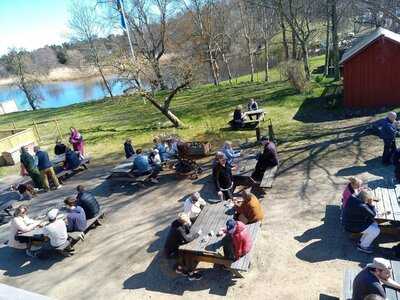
[221,52,233,84]
[245,37,255,82]
[20,82,37,110]
[301,43,311,80]
[162,108,184,128]
[153,60,167,90]
[280,12,289,60]
[207,45,219,86]
[97,65,114,99]
[239,0,255,82]
[291,30,297,60]
[330,0,340,80]
[264,37,269,82]
[324,7,331,77]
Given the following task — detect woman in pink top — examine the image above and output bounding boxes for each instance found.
[342,177,363,208]
[69,127,85,156]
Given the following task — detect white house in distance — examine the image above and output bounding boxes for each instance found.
[0,99,18,114]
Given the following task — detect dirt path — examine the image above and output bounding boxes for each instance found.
[0,116,396,299]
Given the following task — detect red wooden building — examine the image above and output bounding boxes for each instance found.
[340,28,400,108]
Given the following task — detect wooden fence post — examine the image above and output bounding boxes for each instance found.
[33,120,41,142]
[12,121,16,130]
[55,119,62,140]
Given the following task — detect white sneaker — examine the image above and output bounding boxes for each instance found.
[56,185,62,190]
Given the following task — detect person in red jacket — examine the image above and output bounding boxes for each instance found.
[219,219,252,260]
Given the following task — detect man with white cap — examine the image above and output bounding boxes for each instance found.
[183,192,206,221]
[353,257,400,300]
[380,111,398,165]
[42,208,69,249]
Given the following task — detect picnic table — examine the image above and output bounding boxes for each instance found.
[243,109,265,121]
[0,283,52,300]
[342,259,400,300]
[369,182,400,222]
[0,191,21,216]
[179,201,261,277]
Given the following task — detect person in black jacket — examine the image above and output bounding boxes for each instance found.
[231,105,245,129]
[164,213,202,280]
[124,139,136,159]
[342,190,380,254]
[379,111,398,165]
[214,152,235,201]
[54,139,67,156]
[64,148,81,170]
[76,185,100,219]
[251,137,279,183]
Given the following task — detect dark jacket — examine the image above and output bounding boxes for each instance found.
[352,268,386,300]
[20,151,37,172]
[248,101,258,111]
[380,117,397,142]
[124,142,135,158]
[233,109,243,122]
[164,220,199,257]
[66,206,87,232]
[256,142,279,171]
[214,163,233,190]
[77,191,100,219]
[65,149,81,170]
[342,195,377,233]
[393,148,400,167]
[36,150,52,170]
[54,143,67,155]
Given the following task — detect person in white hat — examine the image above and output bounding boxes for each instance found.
[42,208,69,249]
[352,257,400,300]
[183,192,206,221]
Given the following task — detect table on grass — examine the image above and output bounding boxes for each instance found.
[243,109,265,121]
[179,201,260,277]
[342,259,400,300]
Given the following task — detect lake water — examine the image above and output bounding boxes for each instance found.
[0,77,127,110]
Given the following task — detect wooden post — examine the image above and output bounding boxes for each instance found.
[33,120,41,142]
[12,121,16,130]
[55,119,62,140]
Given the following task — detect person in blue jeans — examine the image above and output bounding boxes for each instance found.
[131,149,160,183]
[379,111,398,165]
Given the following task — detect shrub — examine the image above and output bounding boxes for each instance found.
[279,60,310,93]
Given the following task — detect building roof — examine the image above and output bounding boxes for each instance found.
[339,27,400,65]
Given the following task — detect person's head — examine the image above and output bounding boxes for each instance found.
[250,98,255,103]
[126,139,132,144]
[56,139,62,145]
[216,152,227,166]
[359,190,373,204]
[236,105,242,111]
[348,177,362,190]
[153,137,160,144]
[367,258,392,281]
[241,190,254,202]
[14,205,28,218]
[47,208,59,222]
[224,141,232,150]
[33,146,40,153]
[260,136,269,146]
[364,295,385,300]
[136,148,143,155]
[226,219,237,234]
[76,185,85,193]
[190,192,201,203]
[70,127,75,133]
[64,196,77,209]
[177,213,191,225]
[387,111,397,122]
[20,146,27,153]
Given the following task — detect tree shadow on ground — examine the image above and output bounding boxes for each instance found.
[335,158,393,181]
[123,252,237,296]
[319,294,339,300]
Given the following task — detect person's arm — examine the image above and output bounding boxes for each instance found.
[383,277,400,290]
[177,225,199,243]
[183,199,192,215]
[362,203,377,218]
[198,197,207,208]
[14,217,38,233]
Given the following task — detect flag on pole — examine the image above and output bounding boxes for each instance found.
[116,0,126,29]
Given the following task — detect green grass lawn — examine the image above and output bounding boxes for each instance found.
[0,55,340,176]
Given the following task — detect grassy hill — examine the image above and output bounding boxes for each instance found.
[0,55,342,176]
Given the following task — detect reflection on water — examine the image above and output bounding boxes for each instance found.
[0,77,127,110]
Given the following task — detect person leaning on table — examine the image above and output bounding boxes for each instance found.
[40,208,72,254]
[183,192,206,222]
[352,257,400,300]
[234,190,264,224]
[342,190,380,254]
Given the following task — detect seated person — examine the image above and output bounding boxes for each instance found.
[165,138,179,159]
[342,177,363,209]
[132,149,160,183]
[222,141,241,166]
[164,213,202,280]
[247,98,258,111]
[64,197,87,232]
[149,149,162,167]
[124,139,136,159]
[219,219,252,261]
[214,152,234,201]
[42,209,71,251]
[342,190,380,254]
[64,147,81,170]
[76,185,100,219]
[16,183,36,200]
[231,105,245,129]
[183,192,206,221]
[153,138,167,162]
[353,257,400,300]
[54,139,67,156]
[251,136,278,183]
[8,205,40,256]
[234,191,264,224]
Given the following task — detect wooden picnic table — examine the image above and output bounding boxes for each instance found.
[179,201,261,277]
[243,109,265,121]
[0,192,21,216]
[369,182,400,222]
[342,259,400,300]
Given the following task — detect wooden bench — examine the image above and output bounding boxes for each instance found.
[259,165,278,188]
[342,260,400,299]
[68,212,105,245]
[56,157,90,182]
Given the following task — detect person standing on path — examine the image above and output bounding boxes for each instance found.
[379,111,398,165]
[34,146,61,192]
[20,146,43,189]
[69,127,85,156]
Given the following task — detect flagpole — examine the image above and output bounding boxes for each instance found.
[119,0,136,63]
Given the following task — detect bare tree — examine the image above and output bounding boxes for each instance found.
[69,1,114,99]
[259,6,278,81]
[5,49,43,110]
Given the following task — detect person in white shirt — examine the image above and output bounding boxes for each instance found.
[42,208,69,248]
[8,205,40,252]
[183,192,206,221]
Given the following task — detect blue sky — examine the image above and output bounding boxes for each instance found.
[0,0,72,55]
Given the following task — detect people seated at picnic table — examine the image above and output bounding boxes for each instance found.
[183,192,206,222]
[41,208,72,252]
[342,177,363,209]
[342,190,380,254]
[149,149,162,167]
[247,98,258,111]
[34,146,62,192]
[64,197,87,232]
[124,138,136,159]
[20,146,43,189]
[251,136,279,184]
[214,152,236,201]
[219,219,252,261]
[352,257,400,300]
[131,149,160,183]
[222,141,241,166]
[70,127,85,157]
[8,205,40,256]
[166,138,179,159]
[234,191,264,224]
[16,183,36,201]
[379,111,398,165]
[54,139,67,156]
[64,147,81,171]
[76,185,100,219]
[153,137,167,162]
[164,213,202,280]
[231,105,245,129]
